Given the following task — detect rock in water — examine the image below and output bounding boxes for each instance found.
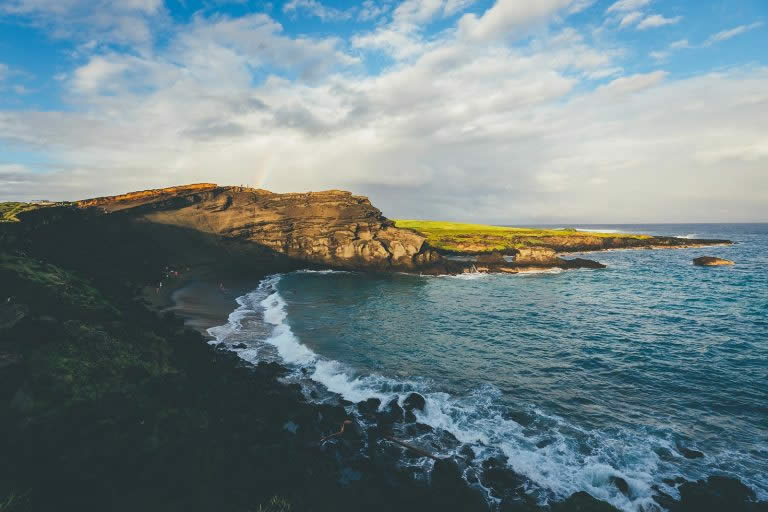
[610,476,631,496]
[551,491,620,512]
[403,392,426,411]
[678,446,705,459]
[693,256,734,266]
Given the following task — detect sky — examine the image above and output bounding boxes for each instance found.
[0,0,766,223]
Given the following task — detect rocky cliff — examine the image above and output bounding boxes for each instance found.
[76,185,440,270]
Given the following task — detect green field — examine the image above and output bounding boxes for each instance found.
[393,219,649,253]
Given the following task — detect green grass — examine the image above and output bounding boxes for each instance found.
[0,202,37,222]
[394,219,649,253]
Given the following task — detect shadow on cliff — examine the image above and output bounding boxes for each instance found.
[3,205,312,293]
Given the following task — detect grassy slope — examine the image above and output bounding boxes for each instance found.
[0,203,37,223]
[394,220,649,253]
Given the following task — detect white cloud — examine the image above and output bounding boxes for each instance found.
[605,0,651,13]
[597,70,667,95]
[0,0,166,45]
[443,0,477,16]
[705,21,763,45]
[618,11,643,28]
[636,14,682,30]
[283,0,353,21]
[358,0,392,21]
[458,0,575,40]
[669,39,690,49]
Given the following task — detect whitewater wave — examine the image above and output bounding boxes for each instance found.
[207,272,763,511]
[674,234,697,239]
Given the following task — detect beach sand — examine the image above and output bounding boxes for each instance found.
[144,276,266,338]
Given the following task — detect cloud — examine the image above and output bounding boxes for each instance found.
[705,21,763,45]
[358,0,392,21]
[636,14,682,30]
[458,0,575,40]
[0,0,166,45]
[605,0,651,13]
[283,0,353,21]
[597,70,667,95]
[669,39,690,49]
[618,11,643,28]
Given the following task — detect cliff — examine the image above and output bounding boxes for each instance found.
[75,185,440,271]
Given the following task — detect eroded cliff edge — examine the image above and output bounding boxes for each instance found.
[75,184,441,270]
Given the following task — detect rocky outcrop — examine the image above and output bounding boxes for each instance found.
[78,185,440,270]
[448,249,605,274]
[693,256,734,266]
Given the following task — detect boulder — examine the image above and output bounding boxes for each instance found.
[678,446,705,459]
[551,491,620,512]
[356,397,381,418]
[610,476,630,496]
[403,392,426,412]
[693,256,734,266]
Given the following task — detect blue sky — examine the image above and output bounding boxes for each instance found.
[0,0,766,221]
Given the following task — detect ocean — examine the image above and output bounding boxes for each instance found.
[208,224,768,511]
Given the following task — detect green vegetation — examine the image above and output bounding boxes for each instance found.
[394,219,649,253]
[0,202,37,222]
[1,253,171,409]
[0,201,65,222]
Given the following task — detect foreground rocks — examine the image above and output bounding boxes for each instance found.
[693,256,735,266]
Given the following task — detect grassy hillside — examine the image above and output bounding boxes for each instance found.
[394,220,650,253]
[0,203,36,223]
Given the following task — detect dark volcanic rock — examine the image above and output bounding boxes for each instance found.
[403,392,426,412]
[357,397,381,418]
[551,491,620,512]
[678,446,705,459]
[610,476,630,496]
[677,476,757,511]
[559,257,607,269]
[693,256,734,266]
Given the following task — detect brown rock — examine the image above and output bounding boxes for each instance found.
[77,185,440,270]
[693,256,734,266]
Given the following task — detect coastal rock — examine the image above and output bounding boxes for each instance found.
[610,476,631,496]
[403,392,426,412]
[76,185,440,271]
[357,397,381,418]
[677,476,757,511]
[678,446,705,459]
[552,491,620,512]
[693,256,734,266]
[513,247,560,265]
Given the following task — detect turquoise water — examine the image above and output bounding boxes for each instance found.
[209,224,768,511]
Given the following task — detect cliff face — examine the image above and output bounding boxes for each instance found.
[78,185,440,270]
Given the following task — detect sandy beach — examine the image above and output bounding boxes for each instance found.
[144,276,266,338]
